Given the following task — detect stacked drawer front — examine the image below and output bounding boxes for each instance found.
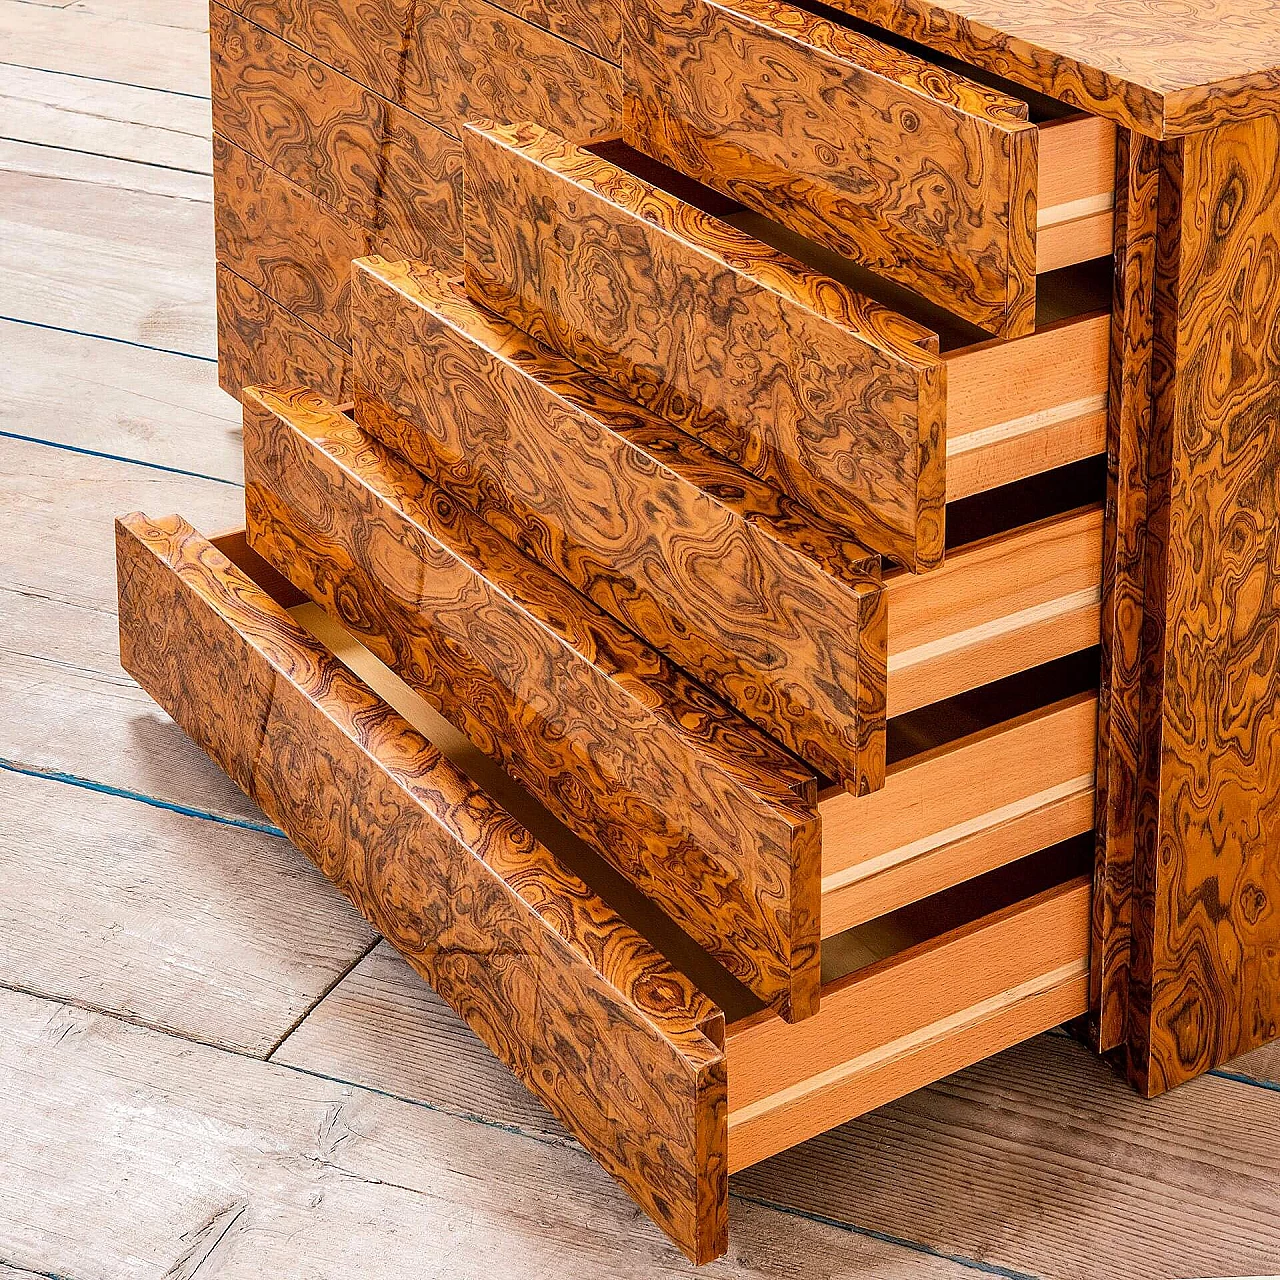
[119,0,1117,1261]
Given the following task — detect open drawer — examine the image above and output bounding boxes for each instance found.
[235,387,1100,1006]
[115,512,1092,1261]
[240,387,825,1021]
[622,0,1115,338]
[461,119,1108,570]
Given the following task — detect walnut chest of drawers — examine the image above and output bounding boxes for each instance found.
[115,0,1280,1261]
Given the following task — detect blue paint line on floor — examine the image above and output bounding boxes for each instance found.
[733,1193,1042,1280]
[1210,1066,1280,1096]
[1,315,216,362]
[0,759,284,839]
[0,429,241,486]
[0,59,212,101]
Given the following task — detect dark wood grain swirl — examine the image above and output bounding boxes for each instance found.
[210,1,461,266]
[1124,114,1280,1093]
[462,119,948,570]
[115,511,728,1262]
[215,264,351,402]
[227,0,621,143]
[214,134,367,349]
[1090,128,1158,1054]
[351,255,886,791]
[623,0,1039,337]
[241,387,823,1019]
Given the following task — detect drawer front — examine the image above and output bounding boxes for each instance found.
[623,0,1039,337]
[351,256,886,791]
[224,0,620,144]
[726,873,1091,1169]
[215,265,351,404]
[241,388,823,1019]
[462,119,947,570]
[210,3,461,265]
[214,135,368,351]
[115,512,727,1263]
[819,693,1097,933]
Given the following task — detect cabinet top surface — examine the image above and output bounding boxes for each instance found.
[833,0,1280,137]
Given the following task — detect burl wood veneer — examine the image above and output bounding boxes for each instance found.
[1095,112,1280,1094]
[222,0,622,145]
[211,3,461,265]
[241,387,823,1019]
[115,512,728,1262]
[462,118,948,570]
[351,256,886,790]
[624,0,1041,337]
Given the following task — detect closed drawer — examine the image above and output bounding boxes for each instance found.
[241,387,823,1020]
[211,3,461,267]
[215,264,351,405]
[350,256,886,791]
[115,512,728,1263]
[222,0,621,143]
[462,119,1108,569]
[623,0,1115,338]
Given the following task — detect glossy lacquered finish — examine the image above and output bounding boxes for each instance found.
[463,119,948,571]
[115,512,729,1262]
[241,387,824,1020]
[351,256,887,791]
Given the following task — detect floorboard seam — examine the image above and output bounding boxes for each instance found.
[0,428,240,485]
[0,59,212,101]
[0,315,217,362]
[1,964,1066,1275]
[0,759,280,835]
[0,1258,85,1280]
[729,1195,1044,1280]
[265,937,383,1059]
[0,134,213,178]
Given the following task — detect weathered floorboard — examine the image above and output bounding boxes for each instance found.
[0,986,977,1278]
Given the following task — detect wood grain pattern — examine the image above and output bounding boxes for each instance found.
[1090,129,1159,1054]
[884,505,1102,717]
[351,256,886,791]
[241,387,823,1019]
[213,134,365,350]
[462,119,948,570]
[809,0,1280,138]
[210,1,461,266]
[1124,114,1280,1093]
[225,0,621,144]
[623,0,1040,337]
[726,876,1091,1169]
[114,510,729,1263]
[215,263,350,402]
[820,693,1096,934]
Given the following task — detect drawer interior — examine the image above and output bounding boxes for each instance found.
[209,525,1093,1204]
[588,138,1111,507]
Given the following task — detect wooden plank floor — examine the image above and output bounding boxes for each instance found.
[2,2,1278,1275]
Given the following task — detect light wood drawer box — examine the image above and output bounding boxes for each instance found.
[462,119,1107,571]
[622,0,1115,338]
[115,512,1093,1265]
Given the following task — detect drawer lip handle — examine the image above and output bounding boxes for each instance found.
[115,510,729,1264]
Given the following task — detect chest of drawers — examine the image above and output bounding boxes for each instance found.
[116,0,1280,1261]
